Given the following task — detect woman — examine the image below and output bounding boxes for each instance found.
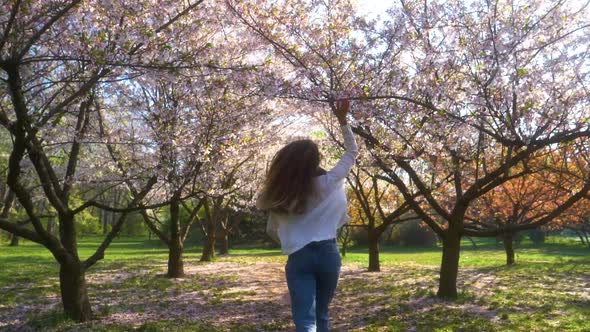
[256,99,358,332]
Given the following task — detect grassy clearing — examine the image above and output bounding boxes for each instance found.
[0,236,588,331]
[342,237,590,268]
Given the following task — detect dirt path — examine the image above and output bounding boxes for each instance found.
[1,260,400,331]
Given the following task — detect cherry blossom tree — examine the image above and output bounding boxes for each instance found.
[95,3,275,268]
[359,0,590,297]
[0,128,15,243]
[228,0,590,299]
[195,92,273,261]
[121,71,269,268]
[320,113,415,271]
[0,0,223,321]
[201,152,262,259]
[96,80,206,278]
[346,166,415,271]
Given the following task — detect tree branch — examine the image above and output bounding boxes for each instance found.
[17,0,83,60]
[464,180,590,237]
[83,176,158,269]
[0,0,22,52]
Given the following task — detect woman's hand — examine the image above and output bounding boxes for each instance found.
[334,99,350,125]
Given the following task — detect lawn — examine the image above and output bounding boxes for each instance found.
[0,236,589,331]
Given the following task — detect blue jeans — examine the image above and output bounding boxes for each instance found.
[285,239,341,332]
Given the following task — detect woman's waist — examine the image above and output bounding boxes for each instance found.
[303,238,336,248]
[286,237,338,256]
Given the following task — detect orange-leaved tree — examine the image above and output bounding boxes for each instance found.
[466,143,590,264]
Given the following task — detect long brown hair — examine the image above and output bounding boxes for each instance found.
[259,139,321,214]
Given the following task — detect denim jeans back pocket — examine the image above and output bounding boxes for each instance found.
[286,246,311,273]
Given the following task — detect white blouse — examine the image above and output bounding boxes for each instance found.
[257,124,358,255]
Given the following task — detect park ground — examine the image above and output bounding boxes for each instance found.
[0,237,589,331]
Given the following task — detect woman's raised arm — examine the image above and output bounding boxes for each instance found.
[326,99,358,182]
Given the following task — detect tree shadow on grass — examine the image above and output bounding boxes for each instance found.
[225,251,282,257]
[3,256,589,332]
[16,310,68,331]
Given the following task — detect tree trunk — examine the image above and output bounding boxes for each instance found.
[503,233,515,265]
[102,209,108,235]
[574,229,586,245]
[167,198,184,277]
[218,231,229,255]
[9,234,19,246]
[338,226,351,257]
[59,261,92,322]
[200,234,215,262]
[9,233,19,246]
[437,231,461,299]
[582,230,590,248]
[466,236,477,249]
[9,233,19,247]
[47,219,56,235]
[367,232,380,272]
[167,241,184,278]
[200,199,217,262]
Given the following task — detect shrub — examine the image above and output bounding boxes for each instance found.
[350,226,369,246]
[389,220,438,247]
[527,229,546,246]
[122,211,148,236]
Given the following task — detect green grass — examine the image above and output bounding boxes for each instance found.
[1,236,589,331]
[341,236,590,269]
